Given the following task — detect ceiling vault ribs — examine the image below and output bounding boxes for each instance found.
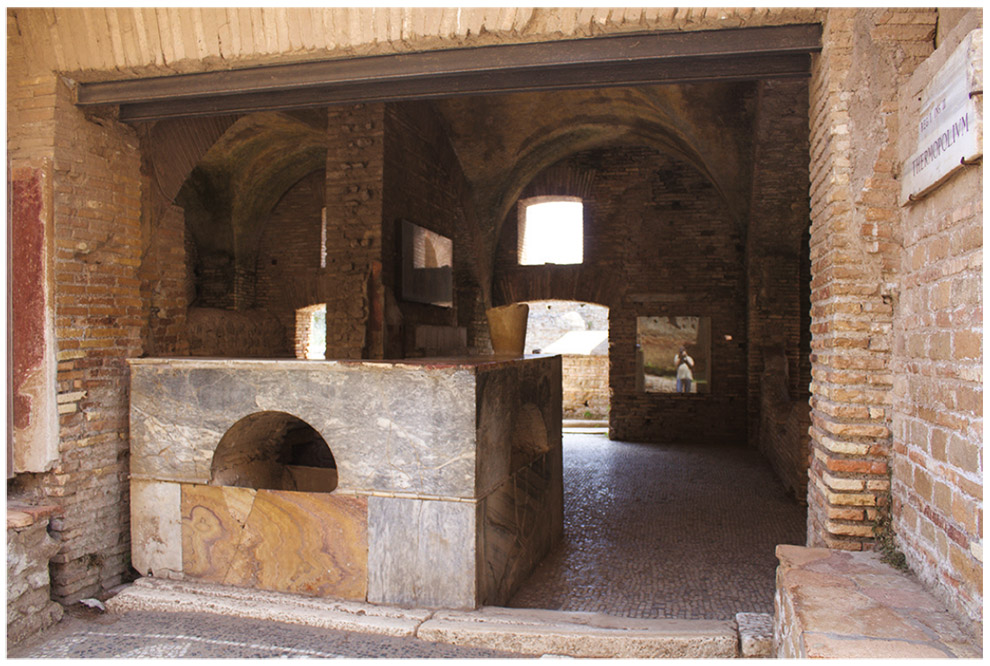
[74,24,821,123]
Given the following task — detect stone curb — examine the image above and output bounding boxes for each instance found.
[106,578,745,658]
[105,578,430,638]
[417,606,740,658]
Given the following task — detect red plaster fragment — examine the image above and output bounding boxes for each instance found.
[10,168,47,430]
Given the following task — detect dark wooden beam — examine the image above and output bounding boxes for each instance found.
[75,24,821,122]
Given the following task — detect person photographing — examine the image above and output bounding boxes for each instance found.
[675,346,694,393]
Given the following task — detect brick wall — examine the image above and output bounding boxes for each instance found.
[561,355,610,419]
[806,8,937,551]
[494,145,748,443]
[891,12,983,634]
[760,348,813,501]
[747,78,813,497]
[139,199,189,357]
[20,80,144,603]
[382,101,480,357]
[7,17,60,475]
[254,170,327,355]
[185,307,288,358]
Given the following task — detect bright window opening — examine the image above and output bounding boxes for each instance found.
[518,196,584,265]
[296,303,327,360]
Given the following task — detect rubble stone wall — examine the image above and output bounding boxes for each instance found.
[6,512,64,646]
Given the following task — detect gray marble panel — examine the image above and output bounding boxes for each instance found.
[475,356,562,497]
[367,496,478,609]
[331,365,477,496]
[129,360,478,497]
[479,450,563,606]
[474,367,515,497]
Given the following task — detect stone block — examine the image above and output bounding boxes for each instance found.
[367,495,478,608]
[480,450,563,605]
[130,479,182,578]
[7,517,64,646]
[418,608,738,658]
[736,612,773,658]
[129,356,562,611]
[774,545,980,657]
[181,484,368,600]
[129,359,478,496]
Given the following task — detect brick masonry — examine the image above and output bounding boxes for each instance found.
[494,145,750,443]
[254,170,328,356]
[747,78,814,499]
[323,103,385,359]
[891,14,983,635]
[7,75,146,603]
[806,7,937,552]
[561,356,610,420]
[381,101,482,357]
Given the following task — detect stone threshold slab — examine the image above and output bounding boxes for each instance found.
[418,606,739,658]
[105,578,430,638]
[106,578,741,658]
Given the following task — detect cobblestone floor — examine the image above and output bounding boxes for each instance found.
[508,433,807,620]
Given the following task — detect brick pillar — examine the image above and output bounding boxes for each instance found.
[324,103,385,359]
[806,8,936,549]
[44,80,144,602]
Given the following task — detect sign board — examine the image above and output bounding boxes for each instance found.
[901,30,982,204]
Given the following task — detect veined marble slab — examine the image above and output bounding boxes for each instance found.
[367,495,478,609]
[129,359,477,496]
[181,484,368,600]
[130,479,182,578]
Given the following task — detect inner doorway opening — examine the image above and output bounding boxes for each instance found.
[525,300,609,421]
[296,304,327,360]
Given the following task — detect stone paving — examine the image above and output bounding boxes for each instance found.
[508,433,807,620]
[7,608,532,659]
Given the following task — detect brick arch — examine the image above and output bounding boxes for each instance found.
[494,266,623,309]
[144,115,242,212]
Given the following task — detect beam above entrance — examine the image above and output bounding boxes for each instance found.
[75,24,821,122]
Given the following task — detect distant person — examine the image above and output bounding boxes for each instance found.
[675,346,694,393]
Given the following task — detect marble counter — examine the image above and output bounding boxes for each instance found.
[129,355,562,609]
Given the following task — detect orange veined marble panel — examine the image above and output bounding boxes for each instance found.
[181,485,369,599]
[181,485,256,582]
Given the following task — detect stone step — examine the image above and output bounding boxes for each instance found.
[561,419,608,429]
[106,578,430,637]
[106,578,743,658]
[418,606,739,658]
